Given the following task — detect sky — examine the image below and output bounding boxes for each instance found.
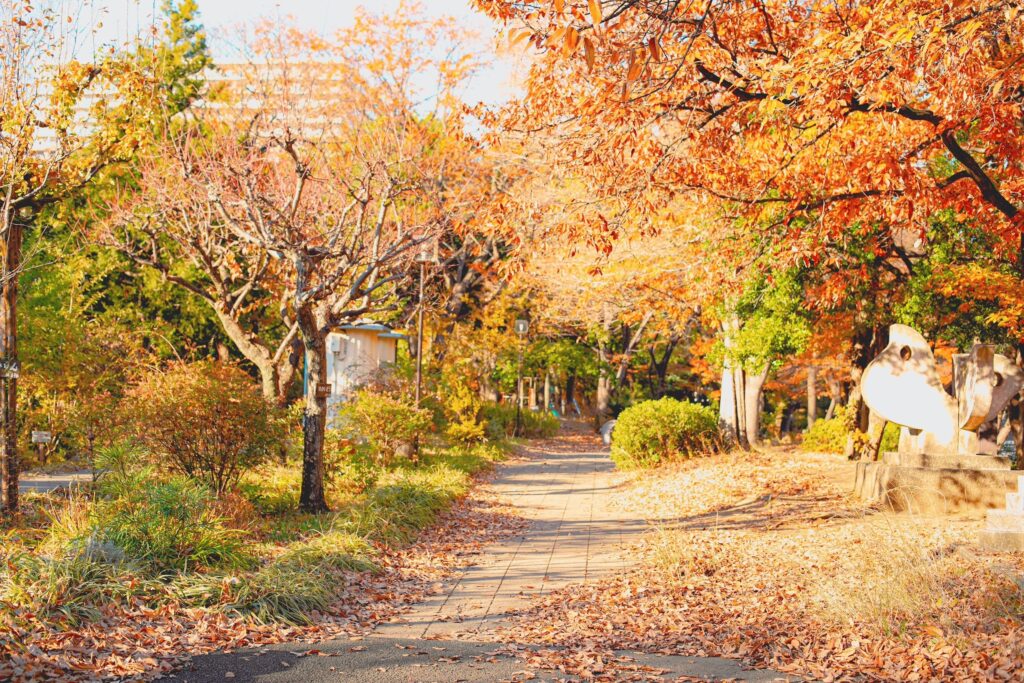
[84,0,520,107]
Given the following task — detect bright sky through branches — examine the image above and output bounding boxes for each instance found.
[85,0,517,107]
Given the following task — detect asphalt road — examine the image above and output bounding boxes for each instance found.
[165,635,789,683]
[19,470,93,493]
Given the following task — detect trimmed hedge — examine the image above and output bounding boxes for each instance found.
[610,398,720,469]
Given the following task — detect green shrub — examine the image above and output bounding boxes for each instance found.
[480,402,559,440]
[124,361,281,494]
[446,419,487,445]
[338,390,432,466]
[610,398,719,469]
[801,412,850,454]
[801,406,900,454]
[51,475,253,573]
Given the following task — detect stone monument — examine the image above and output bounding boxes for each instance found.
[854,324,1024,517]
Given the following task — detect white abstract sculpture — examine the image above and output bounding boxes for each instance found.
[861,324,1023,456]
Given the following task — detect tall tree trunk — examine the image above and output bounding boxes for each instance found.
[1016,348,1024,468]
[565,373,576,416]
[718,315,742,447]
[743,366,769,447]
[297,307,329,513]
[806,365,817,429]
[543,367,551,413]
[844,325,883,458]
[824,372,841,420]
[1,219,22,515]
[648,337,678,399]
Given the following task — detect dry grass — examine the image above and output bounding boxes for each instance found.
[503,447,1024,681]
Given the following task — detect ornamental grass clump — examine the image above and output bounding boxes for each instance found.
[610,398,719,469]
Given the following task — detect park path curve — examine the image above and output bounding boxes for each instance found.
[169,424,790,682]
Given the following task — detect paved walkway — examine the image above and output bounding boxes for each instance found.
[170,427,791,682]
[375,428,648,641]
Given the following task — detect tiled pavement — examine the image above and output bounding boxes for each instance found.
[375,427,649,640]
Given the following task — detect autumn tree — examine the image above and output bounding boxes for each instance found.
[115,6,481,512]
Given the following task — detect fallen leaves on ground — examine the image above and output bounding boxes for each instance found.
[500,447,1024,682]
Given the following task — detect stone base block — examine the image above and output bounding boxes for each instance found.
[979,529,1024,552]
[880,451,1011,471]
[987,510,1024,532]
[854,462,1021,514]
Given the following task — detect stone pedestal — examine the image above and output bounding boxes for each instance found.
[854,451,1019,514]
[980,475,1024,552]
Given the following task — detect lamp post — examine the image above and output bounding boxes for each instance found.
[513,318,529,437]
[414,247,434,407]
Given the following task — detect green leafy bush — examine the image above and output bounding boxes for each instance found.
[801,406,900,455]
[124,361,281,494]
[610,398,719,469]
[0,551,160,626]
[480,402,559,440]
[801,412,850,454]
[446,419,487,445]
[339,390,432,466]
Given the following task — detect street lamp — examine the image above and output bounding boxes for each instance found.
[414,246,435,407]
[513,318,529,437]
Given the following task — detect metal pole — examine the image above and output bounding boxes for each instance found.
[514,344,523,437]
[415,260,425,407]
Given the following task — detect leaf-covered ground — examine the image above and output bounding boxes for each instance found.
[0,480,527,682]
[498,450,1024,682]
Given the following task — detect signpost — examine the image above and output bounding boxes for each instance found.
[31,430,51,467]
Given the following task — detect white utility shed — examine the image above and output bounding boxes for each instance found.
[320,322,405,421]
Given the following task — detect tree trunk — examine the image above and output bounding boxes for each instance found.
[719,361,743,447]
[543,367,551,413]
[297,307,329,513]
[843,325,883,458]
[806,365,817,429]
[1,219,22,515]
[565,373,576,416]
[595,370,611,427]
[864,411,887,461]
[743,366,769,447]
[595,307,612,428]
[1015,348,1024,468]
[824,372,841,420]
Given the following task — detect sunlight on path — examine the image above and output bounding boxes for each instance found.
[375,424,647,640]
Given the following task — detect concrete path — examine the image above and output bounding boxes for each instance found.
[374,428,648,641]
[169,426,792,682]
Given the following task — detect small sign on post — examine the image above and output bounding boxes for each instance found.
[0,358,19,379]
[32,431,52,467]
[315,383,332,399]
